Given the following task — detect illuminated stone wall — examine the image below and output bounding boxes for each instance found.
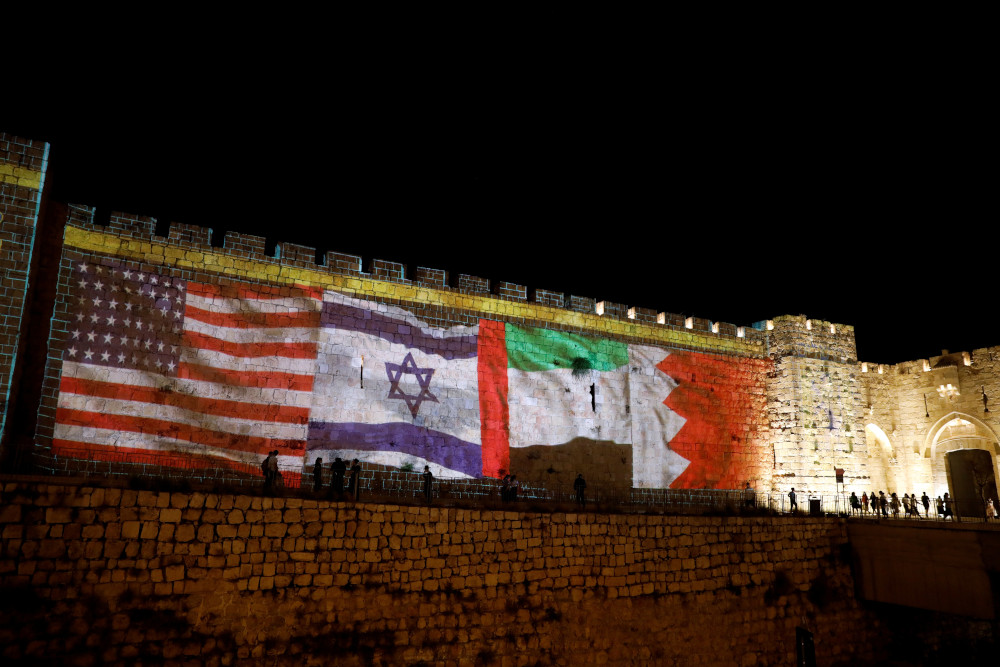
[856,348,1000,503]
[0,133,49,446]
[0,480,886,665]
[6,131,1000,502]
[766,315,871,497]
[29,207,774,494]
[765,315,1000,506]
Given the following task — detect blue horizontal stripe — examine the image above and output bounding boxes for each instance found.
[307,421,482,478]
[321,298,478,360]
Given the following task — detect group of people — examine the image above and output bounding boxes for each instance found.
[846,490,963,519]
[261,454,363,499]
[500,474,520,502]
[307,457,436,503]
[309,457,363,500]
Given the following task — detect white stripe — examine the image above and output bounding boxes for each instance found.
[53,423,302,469]
[628,346,689,488]
[186,292,322,315]
[304,447,472,479]
[184,317,320,347]
[180,346,318,376]
[61,361,315,409]
[56,391,308,441]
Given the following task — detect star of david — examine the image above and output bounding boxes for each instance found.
[385,352,438,417]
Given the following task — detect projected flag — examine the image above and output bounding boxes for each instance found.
[50,256,767,490]
[52,260,322,474]
[307,292,486,478]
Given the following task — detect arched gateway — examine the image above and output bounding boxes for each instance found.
[924,412,1000,517]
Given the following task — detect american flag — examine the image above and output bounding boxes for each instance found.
[52,258,322,475]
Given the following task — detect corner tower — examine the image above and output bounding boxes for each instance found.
[0,133,50,454]
[764,315,869,497]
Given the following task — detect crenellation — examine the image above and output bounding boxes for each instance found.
[65,204,97,228]
[166,222,212,247]
[596,300,628,320]
[457,273,489,294]
[414,266,447,288]
[371,258,407,283]
[659,312,686,329]
[686,316,714,333]
[222,230,267,257]
[493,281,527,302]
[715,321,739,337]
[276,241,318,266]
[568,294,596,314]
[768,314,858,363]
[629,306,659,325]
[12,197,759,345]
[106,211,157,239]
[533,288,565,309]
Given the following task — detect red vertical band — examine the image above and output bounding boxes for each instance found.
[477,319,510,478]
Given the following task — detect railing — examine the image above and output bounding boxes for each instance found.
[10,444,1000,523]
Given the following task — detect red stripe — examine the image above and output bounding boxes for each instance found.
[177,362,315,391]
[183,330,318,359]
[184,304,321,329]
[477,319,510,478]
[186,281,324,301]
[59,376,309,424]
[51,438,303,486]
[55,408,305,456]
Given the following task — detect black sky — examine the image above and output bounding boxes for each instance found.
[6,45,993,365]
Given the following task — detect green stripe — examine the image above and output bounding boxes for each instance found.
[504,324,629,372]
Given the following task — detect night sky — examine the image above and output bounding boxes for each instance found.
[6,62,991,365]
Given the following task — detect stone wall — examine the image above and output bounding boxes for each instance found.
[0,480,885,666]
[766,316,870,497]
[764,311,1000,508]
[22,208,773,496]
[856,347,1000,501]
[0,133,49,447]
[5,130,1000,511]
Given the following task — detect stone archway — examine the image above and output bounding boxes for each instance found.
[924,412,1000,513]
[865,424,894,490]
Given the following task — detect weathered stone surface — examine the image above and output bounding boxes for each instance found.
[0,481,900,666]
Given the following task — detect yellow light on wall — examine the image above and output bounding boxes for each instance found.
[595,301,604,316]
[861,363,868,373]
[963,352,972,366]
[922,360,931,372]
[805,320,812,330]
[766,320,774,330]
[830,324,836,334]
[737,327,745,338]
[711,322,720,333]
[936,384,960,400]
[684,317,693,329]
[627,307,635,320]
[657,312,665,325]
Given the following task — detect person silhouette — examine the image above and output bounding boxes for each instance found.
[574,474,587,507]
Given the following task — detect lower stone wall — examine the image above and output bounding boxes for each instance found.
[0,480,886,666]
